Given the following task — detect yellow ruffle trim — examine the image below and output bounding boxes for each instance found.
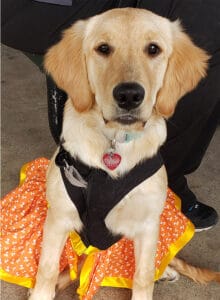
[19,162,29,186]
[154,192,194,280]
[155,220,194,280]
[0,269,35,289]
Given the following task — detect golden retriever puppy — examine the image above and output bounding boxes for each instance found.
[28,8,219,300]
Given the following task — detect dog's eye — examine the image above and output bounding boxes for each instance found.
[96,44,112,56]
[147,43,161,57]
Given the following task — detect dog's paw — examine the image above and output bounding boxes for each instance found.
[159,266,180,282]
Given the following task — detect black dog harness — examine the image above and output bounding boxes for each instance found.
[55,146,163,250]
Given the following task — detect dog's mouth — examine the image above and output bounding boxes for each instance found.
[115,114,139,125]
[103,114,146,128]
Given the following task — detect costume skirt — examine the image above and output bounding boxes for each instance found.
[0,158,194,299]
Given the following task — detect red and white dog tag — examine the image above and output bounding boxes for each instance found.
[103,152,121,170]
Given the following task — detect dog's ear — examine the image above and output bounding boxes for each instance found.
[155,21,210,118]
[44,21,94,112]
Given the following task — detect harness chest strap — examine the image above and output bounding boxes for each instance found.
[56,146,164,249]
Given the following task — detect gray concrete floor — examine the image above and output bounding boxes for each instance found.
[1,45,220,299]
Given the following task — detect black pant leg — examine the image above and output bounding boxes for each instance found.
[161,54,220,179]
[138,0,220,207]
[182,101,220,175]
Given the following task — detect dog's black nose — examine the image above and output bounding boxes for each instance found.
[113,82,145,110]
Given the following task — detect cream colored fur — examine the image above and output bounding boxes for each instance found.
[29,8,210,300]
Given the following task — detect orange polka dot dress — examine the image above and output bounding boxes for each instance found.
[0,158,194,299]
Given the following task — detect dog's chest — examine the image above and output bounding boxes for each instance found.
[56,147,163,250]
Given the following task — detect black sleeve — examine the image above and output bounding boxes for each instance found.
[1,0,117,54]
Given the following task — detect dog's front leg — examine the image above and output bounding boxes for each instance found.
[28,158,83,300]
[132,220,160,300]
[28,210,70,300]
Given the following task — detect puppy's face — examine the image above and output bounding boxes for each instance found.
[84,9,172,128]
[45,8,209,129]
